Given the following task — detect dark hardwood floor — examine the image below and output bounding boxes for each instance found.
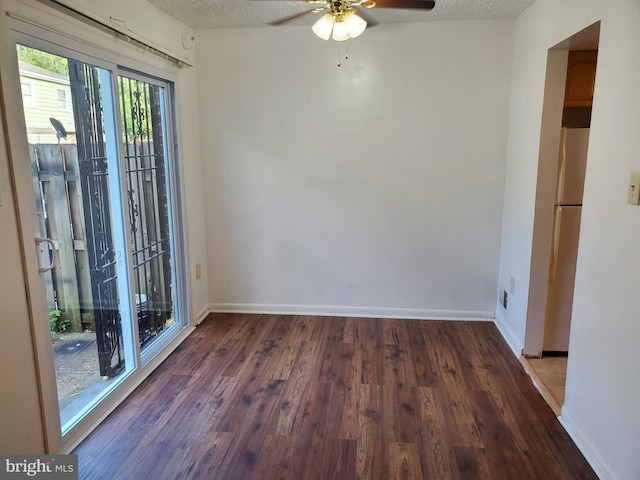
[74,313,597,479]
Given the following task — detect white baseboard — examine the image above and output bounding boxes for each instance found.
[559,407,613,480]
[493,314,523,357]
[193,304,211,326]
[207,303,494,321]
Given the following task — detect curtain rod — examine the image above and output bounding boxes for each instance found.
[40,0,193,68]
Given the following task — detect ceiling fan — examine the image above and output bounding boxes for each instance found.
[263,0,436,42]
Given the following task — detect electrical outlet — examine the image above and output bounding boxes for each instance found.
[195,263,201,280]
[509,276,515,295]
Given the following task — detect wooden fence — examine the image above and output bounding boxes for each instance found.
[31,143,93,332]
[30,141,170,339]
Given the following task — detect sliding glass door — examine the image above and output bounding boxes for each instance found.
[14,41,186,436]
[117,73,181,357]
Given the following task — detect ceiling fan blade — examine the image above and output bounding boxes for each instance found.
[268,8,320,26]
[352,5,379,27]
[372,0,435,10]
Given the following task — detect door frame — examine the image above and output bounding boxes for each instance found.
[1,10,194,453]
[523,23,601,357]
[523,49,570,357]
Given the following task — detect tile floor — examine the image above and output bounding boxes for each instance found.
[521,355,568,415]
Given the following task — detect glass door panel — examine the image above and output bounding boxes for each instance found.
[17,45,134,432]
[14,35,186,444]
[117,74,180,354]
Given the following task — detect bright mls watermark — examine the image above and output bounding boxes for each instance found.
[0,455,77,479]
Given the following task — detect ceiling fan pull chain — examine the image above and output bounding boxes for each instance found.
[337,41,351,67]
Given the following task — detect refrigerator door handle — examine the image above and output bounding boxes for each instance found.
[550,206,562,281]
[556,128,567,204]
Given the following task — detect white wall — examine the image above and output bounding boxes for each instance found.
[497,0,640,478]
[197,20,514,319]
[49,0,195,65]
[174,64,210,320]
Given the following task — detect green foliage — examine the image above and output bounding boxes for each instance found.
[118,77,153,142]
[49,309,71,333]
[17,45,69,76]
[17,46,160,143]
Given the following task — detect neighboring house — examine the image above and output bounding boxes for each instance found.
[19,60,75,144]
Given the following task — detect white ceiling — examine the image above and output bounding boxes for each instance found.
[146,0,537,30]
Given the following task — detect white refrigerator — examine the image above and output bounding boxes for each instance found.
[543,127,589,352]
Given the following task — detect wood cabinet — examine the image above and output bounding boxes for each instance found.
[564,50,597,108]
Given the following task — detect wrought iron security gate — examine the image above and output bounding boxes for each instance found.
[68,60,123,377]
[119,75,174,349]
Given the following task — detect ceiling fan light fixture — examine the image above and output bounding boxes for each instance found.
[331,19,350,42]
[312,13,335,40]
[344,11,367,38]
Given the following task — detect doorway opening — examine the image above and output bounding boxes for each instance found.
[521,22,600,415]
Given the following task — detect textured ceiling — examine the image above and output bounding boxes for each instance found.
[146,0,537,30]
